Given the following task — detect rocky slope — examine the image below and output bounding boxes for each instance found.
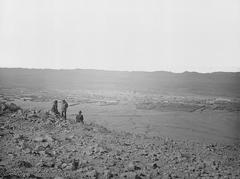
[0,105,240,178]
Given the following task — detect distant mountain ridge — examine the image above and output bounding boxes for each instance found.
[0,68,239,97]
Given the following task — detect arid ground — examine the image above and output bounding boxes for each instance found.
[0,69,240,178]
[1,88,240,144]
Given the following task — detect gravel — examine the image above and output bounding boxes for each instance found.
[0,106,240,178]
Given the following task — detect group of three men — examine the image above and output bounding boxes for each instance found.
[51,99,84,123]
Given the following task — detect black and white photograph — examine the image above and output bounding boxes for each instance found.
[0,0,240,178]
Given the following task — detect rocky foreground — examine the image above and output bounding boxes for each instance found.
[0,105,240,178]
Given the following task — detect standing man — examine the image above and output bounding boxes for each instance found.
[61,99,68,120]
[76,110,84,124]
[51,100,60,116]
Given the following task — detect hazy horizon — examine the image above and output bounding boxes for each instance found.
[0,66,240,73]
[0,0,240,73]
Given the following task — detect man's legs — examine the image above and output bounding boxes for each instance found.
[63,110,66,119]
[65,110,67,119]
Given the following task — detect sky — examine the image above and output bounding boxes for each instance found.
[0,0,239,72]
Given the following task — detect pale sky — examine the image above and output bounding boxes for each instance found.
[0,0,239,72]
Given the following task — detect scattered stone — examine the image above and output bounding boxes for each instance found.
[127,161,140,171]
[13,133,27,142]
[0,103,239,178]
[28,113,40,118]
[120,172,141,179]
[33,134,53,143]
[2,175,21,179]
[33,136,44,142]
[17,160,32,168]
[61,163,68,169]
[78,160,88,168]
[103,170,113,179]
[40,159,55,168]
[85,170,98,178]
[0,167,7,176]
[7,152,16,159]
[44,134,54,142]
[151,163,158,169]
[23,147,32,154]
[54,177,64,179]
[65,135,74,141]
[65,164,73,171]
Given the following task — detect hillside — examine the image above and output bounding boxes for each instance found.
[0,68,240,97]
[0,106,239,178]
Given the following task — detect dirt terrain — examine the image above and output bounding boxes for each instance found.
[0,69,240,178]
[0,104,240,178]
[1,88,240,144]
